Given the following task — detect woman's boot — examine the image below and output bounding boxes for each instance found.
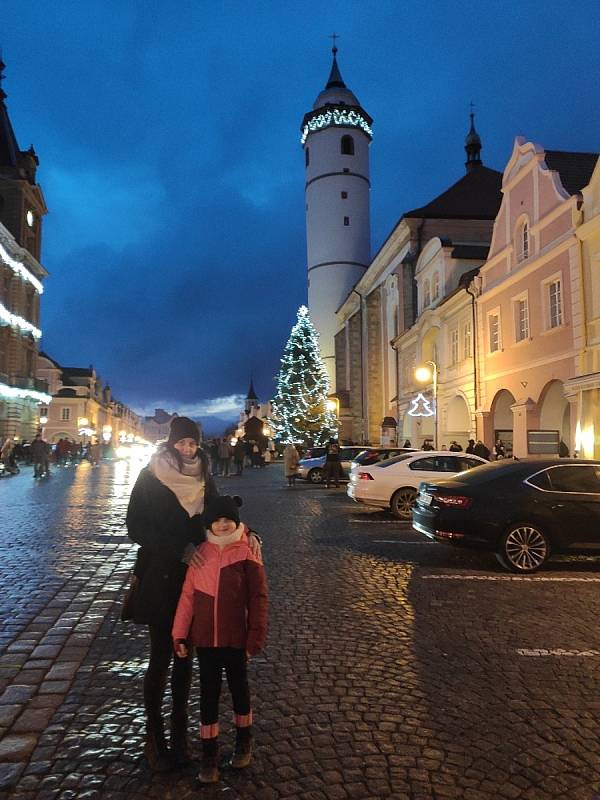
[197,737,219,784]
[144,714,171,772]
[230,726,253,769]
[170,712,192,767]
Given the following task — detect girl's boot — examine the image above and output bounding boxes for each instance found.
[197,737,219,784]
[230,726,253,769]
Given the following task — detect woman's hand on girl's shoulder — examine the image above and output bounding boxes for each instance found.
[190,546,207,569]
[248,531,262,557]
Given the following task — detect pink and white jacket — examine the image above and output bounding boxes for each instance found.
[172,524,268,656]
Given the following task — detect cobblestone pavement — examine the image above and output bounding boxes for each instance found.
[1,459,600,799]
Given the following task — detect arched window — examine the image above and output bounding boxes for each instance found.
[432,272,440,301]
[305,147,310,167]
[341,135,355,156]
[517,219,529,263]
[423,279,431,308]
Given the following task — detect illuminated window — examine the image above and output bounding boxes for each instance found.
[489,313,501,352]
[549,280,562,328]
[450,329,459,364]
[463,321,472,358]
[515,298,529,341]
[517,220,529,263]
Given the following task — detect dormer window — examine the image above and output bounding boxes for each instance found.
[517,219,529,263]
[341,135,355,156]
[432,272,440,301]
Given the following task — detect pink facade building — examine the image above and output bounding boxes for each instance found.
[476,138,598,457]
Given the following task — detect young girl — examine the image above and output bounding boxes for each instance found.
[126,418,262,772]
[172,495,268,784]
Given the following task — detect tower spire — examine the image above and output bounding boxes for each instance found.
[326,33,346,89]
[0,57,21,168]
[464,105,482,173]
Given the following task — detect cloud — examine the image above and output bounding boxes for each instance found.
[137,394,247,419]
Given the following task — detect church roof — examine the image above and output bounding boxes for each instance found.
[0,60,20,169]
[312,48,362,111]
[404,166,502,221]
[544,150,598,195]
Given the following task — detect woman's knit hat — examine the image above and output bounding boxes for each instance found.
[204,495,243,528]
[168,416,200,445]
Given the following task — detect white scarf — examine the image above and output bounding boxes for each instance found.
[207,523,245,549]
[149,449,206,518]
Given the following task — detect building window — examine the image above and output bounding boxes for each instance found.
[463,321,472,358]
[61,407,71,421]
[489,313,501,353]
[40,406,48,417]
[305,147,310,167]
[341,135,355,155]
[450,329,459,364]
[423,279,431,308]
[515,297,529,341]
[548,280,562,328]
[343,216,350,226]
[517,220,529,263]
[341,191,348,199]
[432,272,440,301]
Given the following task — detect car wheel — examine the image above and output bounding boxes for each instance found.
[308,468,323,484]
[496,523,550,573]
[390,487,417,519]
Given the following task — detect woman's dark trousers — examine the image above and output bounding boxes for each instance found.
[144,624,193,769]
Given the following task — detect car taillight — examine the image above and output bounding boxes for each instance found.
[359,472,374,481]
[434,494,473,508]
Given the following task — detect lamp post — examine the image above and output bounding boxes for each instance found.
[414,361,438,449]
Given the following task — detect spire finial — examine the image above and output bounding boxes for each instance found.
[464,103,482,173]
[328,32,339,56]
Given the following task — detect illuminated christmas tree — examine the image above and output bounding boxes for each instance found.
[271,306,338,445]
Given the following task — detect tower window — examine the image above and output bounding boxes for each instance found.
[341,135,355,155]
[344,217,350,226]
[342,168,350,173]
[305,147,310,167]
[341,191,348,199]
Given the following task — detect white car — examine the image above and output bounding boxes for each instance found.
[347,450,488,519]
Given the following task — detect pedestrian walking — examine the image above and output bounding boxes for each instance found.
[30,433,50,477]
[473,439,491,460]
[324,438,341,487]
[0,437,18,474]
[172,495,268,784]
[234,439,245,475]
[125,417,261,772]
[465,438,476,455]
[494,439,505,460]
[283,442,299,487]
[251,441,261,468]
[218,437,232,476]
[422,439,435,451]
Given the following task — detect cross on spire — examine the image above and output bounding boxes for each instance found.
[328,32,340,54]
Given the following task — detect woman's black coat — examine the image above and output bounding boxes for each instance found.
[125,456,218,628]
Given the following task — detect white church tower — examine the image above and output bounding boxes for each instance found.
[301,42,372,388]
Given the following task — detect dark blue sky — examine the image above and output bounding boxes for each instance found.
[3,1,600,423]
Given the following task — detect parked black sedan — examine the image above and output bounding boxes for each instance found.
[412,458,600,572]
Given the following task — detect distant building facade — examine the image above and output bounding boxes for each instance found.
[0,59,50,442]
[143,408,179,443]
[36,352,142,444]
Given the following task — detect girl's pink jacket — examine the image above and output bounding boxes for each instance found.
[172,525,268,656]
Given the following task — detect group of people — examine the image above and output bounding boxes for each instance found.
[204,438,275,477]
[125,417,268,785]
[403,437,508,460]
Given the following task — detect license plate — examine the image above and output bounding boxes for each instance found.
[420,491,433,506]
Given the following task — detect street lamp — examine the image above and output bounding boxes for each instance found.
[326,398,339,414]
[414,360,438,449]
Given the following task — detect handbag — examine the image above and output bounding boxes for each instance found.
[120,574,139,622]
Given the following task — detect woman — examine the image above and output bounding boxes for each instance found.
[126,417,260,772]
[283,442,299,487]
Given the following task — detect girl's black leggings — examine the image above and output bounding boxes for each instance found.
[197,647,251,738]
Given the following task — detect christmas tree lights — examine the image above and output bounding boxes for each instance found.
[271,306,339,445]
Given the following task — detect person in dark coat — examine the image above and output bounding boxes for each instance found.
[473,439,491,460]
[465,438,476,455]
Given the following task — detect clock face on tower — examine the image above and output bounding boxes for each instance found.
[26,210,34,227]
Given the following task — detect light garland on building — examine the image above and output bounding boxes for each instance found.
[301,108,373,145]
[0,241,43,294]
[0,381,51,404]
[0,302,42,339]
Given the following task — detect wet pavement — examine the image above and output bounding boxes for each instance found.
[1,459,600,799]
